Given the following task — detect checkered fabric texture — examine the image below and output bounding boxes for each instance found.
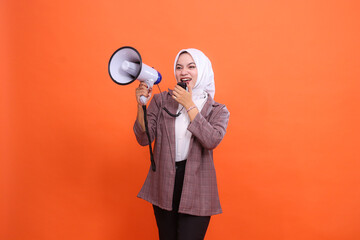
[133,91,230,216]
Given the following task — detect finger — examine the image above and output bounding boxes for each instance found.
[172,94,178,101]
[175,85,186,92]
[138,85,148,92]
[187,85,192,95]
[174,86,185,95]
[173,86,179,94]
[139,86,148,91]
[139,82,147,87]
[142,91,150,97]
[137,87,149,93]
[137,90,149,98]
[173,88,184,96]
[174,85,181,91]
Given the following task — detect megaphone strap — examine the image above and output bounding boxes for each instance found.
[163,106,182,117]
[142,105,156,172]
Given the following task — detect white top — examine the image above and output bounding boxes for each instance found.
[175,92,208,162]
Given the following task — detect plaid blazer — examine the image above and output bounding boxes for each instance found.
[133,90,230,216]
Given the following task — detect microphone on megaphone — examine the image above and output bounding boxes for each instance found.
[108,46,162,105]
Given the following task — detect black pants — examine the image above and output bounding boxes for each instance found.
[153,160,211,240]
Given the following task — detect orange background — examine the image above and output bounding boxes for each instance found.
[1,0,360,239]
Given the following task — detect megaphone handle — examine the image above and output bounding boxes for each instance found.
[142,105,156,172]
[140,95,148,105]
[139,79,155,104]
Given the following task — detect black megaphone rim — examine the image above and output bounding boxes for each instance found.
[108,46,143,85]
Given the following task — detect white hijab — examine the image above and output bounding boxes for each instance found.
[174,48,215,99]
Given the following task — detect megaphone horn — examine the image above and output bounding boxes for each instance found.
[108,46,162,104]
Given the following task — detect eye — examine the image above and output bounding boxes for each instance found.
[176,66,182,70]
[189,65,196,69]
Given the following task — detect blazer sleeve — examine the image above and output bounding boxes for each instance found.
[187,104,230,150]
[133,94,161,146]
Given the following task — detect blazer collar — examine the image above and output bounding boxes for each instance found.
[200,94,216,118]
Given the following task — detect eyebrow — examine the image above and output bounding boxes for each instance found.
[176,62,196,66]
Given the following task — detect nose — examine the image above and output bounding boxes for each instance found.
[180,68,188,75]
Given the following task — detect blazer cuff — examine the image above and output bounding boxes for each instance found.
[187,112,204,134]
[133,120,147,143]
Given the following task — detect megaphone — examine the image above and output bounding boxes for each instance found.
[108,46,162,104]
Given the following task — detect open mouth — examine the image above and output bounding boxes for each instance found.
[181,78,192,85]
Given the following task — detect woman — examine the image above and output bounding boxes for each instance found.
[133,48,230,240]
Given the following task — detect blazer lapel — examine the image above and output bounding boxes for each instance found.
[162,90,179,163]
[200,95,215,118]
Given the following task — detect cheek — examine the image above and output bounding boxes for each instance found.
[192,71,198,82]
[175,72,180,82]
[190,76,197,87]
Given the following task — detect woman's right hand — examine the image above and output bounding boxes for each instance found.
[135,82,152,105]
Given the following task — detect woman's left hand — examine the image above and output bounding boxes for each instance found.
[172,84,194,109]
